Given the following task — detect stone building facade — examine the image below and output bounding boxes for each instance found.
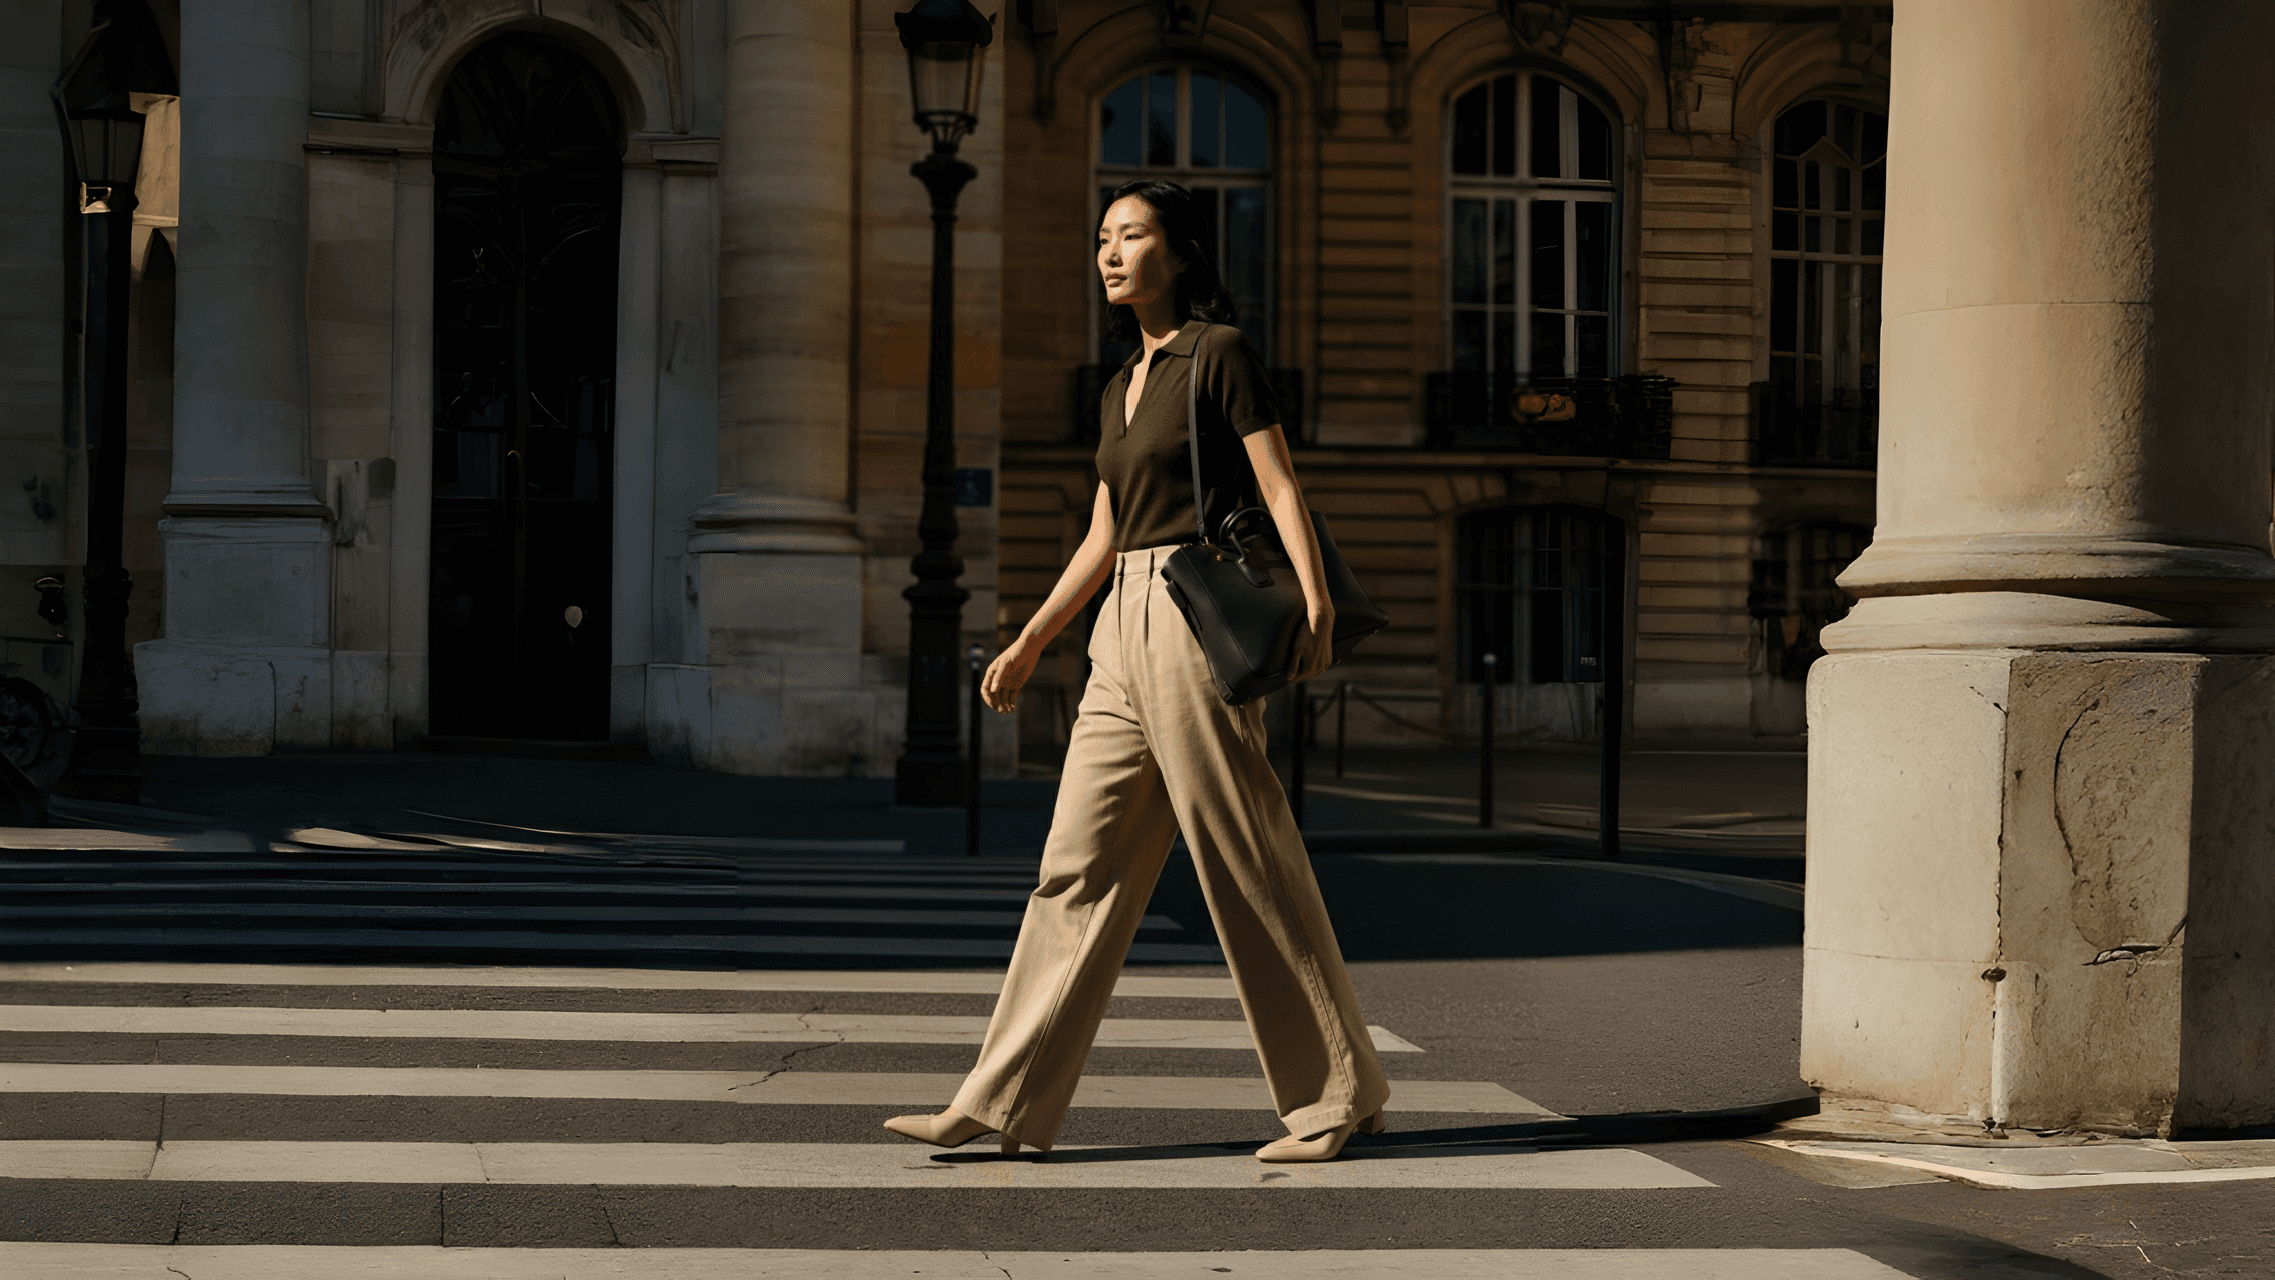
[0,0,1890,776]
[999,0,1889,755]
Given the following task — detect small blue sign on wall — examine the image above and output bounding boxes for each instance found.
[953,468,993,507]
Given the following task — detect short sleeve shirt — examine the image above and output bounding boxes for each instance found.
[1094,323,1282,552]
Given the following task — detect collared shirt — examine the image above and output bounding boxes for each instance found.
[1094,322,1282,552]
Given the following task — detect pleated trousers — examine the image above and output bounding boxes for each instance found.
[951,545,1390,1150]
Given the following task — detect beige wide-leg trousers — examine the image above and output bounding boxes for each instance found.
[951,545,1390,1151]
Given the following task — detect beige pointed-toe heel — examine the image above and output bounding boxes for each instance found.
[1255,1110,1386,1164]
[880,1108,996,1150]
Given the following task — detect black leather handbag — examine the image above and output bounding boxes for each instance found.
[1161,330,1389,706]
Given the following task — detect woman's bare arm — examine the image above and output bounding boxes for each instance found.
[1244,425,1336,682]
[980,481,1119,713]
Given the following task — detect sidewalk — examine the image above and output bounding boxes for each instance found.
[10,744,1804,875]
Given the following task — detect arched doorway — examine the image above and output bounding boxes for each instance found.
[428,35,623,740]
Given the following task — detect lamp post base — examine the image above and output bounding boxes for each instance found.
[54,723,141,804]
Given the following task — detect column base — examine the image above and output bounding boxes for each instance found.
[1803,648,2275,1134]
[643,548,886,776]
[135,640,333,757]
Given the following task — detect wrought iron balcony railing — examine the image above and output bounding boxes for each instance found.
[1424,372,1677,458]
[1073,365,1306,444]
[1752,382,1877,469]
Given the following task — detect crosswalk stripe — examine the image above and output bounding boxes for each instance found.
[0,929,1227,963]
[0,1065,1542,1113]
[0,1140,1713,1190]
[0,1246,1924,1278]
[0,1006,1420,1051]
[0,963,1241,999]
[5,879,1046,904]
[0,903,1185,930]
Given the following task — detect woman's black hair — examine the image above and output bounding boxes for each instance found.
[1098,179,1239,343]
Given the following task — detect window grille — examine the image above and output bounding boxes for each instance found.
[1759,100,1885,467]
[1446,72,1618,384]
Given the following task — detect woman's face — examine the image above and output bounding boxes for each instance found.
[1097,195,1186,311]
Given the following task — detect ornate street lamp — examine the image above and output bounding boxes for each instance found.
[50,11,158,803]
[893,1,995,807]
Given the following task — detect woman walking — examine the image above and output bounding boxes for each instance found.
[883,179,1388,1164]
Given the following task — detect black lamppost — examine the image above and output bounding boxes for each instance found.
[51,17,149,803]
[893,0,995,807]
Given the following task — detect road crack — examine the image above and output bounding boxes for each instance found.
[979,1249,1013,1280]
[727,1005,845,1091]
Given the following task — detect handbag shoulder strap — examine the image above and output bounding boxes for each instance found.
[1185,321,1209,544]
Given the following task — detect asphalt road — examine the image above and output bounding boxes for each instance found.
[3,777,2270,1276]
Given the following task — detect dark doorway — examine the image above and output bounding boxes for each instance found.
[429,35,623,740]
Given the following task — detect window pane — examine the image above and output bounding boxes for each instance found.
[1775,101,1824,156]
[1575,201,1610,312]
[1452,82,1488,175]
[1530,309,1565,378]
[1529,200,1564,310]
[1804,160,1821,210]
[1835,166,1850,212]
[1147,70,1177,166]
[1862,215,1884,256]
[1803,260,1823,355]
[1773,210,1797,251]
[1860,109,1887,164]
[1190,73,1219,168]
[1101,78,1141,166]
[1835,103,1858,160]
[1576,314,1609,376]
[1530,75,1561,178]
[1452,198,1487,305]
[1770,257,1797,352]
[1491,74,1516,177]
[1834,217,1849,255]
[1805,215,1821,253]
[1452,309,1486,371]
[1491,199,1515,304]
[1225,81,1267,169]
[1862,162,1885,212]
[1224,186,1268,355]
[1577,95,1612,180]
[1860,262,1883,369]
[1773,158,1797,208]
[1493,309,1515,378]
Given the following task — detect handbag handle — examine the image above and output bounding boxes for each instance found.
[1184,321,1211,546]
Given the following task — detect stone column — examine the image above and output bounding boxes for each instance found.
[1804,0,2275,1134]
[136,0,332,755]
[664,0,869,773]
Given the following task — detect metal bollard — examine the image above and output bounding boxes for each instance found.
[1479,653,1496,829]
[966,645,984,857]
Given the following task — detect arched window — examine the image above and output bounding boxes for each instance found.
[1446,72,1617,382]
[1095,68,1272,363]
[1757,99,1885,467]
[1748,521,1869,679]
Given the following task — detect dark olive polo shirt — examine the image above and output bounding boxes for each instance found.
[1095,322,1282,552]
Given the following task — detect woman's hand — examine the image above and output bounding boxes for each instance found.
[1291,604,1337,683]
[982,633,1046,714]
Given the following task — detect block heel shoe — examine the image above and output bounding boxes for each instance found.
[880,1108,1020,1154]
[1254,1110,1386,1164]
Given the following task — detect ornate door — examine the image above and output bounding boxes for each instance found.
[428,36,622,740]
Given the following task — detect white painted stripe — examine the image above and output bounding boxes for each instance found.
[0,1065,1545,1114]
[0,1246,1920,1279]
[0,963,1239,999]
[1754,1140,2275,1190]
[0,930,1227,963]
[397,814,911,854]
[0,1140,1710,1190]
[0,1006,1420,1052]
[0,904,1185,931]
[8,880,1043,905]
[1359,853,1805,911]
